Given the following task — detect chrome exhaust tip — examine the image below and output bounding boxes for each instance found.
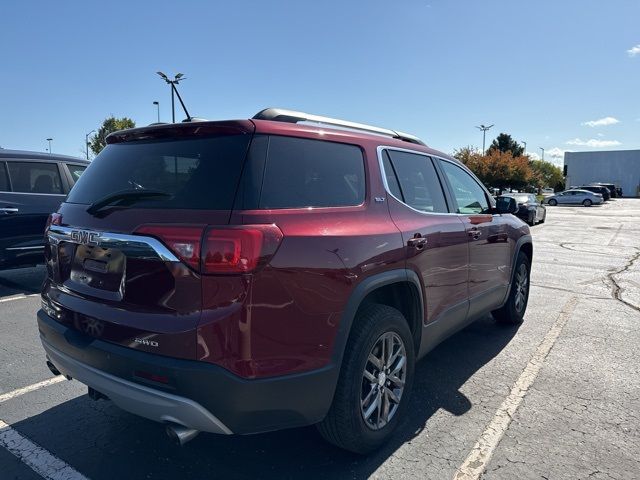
[166,424,200,446]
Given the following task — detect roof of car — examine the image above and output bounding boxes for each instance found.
[0,149,88,163]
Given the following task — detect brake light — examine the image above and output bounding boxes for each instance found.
[203,225,283,274]
[45,213,62,231]
[134,224,283,274]
[135,225,204,270]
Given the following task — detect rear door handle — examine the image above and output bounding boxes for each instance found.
[0,207,19,214]
[407,236,427,250]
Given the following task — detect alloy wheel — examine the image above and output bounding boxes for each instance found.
[514,263,529,313]
[360,332,407,430]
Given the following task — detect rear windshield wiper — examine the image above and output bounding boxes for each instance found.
[86,189,172,215]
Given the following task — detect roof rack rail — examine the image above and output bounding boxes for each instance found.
[253,108,426,146]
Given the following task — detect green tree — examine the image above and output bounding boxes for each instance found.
[487,133,524,157]
[89,116,136,156]
[529,159,564,190]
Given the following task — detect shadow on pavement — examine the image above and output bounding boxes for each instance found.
[12,316,519,479]
[0,265,45,297]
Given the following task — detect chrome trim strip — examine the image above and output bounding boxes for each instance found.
[376,145,459,217]
[47,225,180,262]
[6,245,44,251]
[0,190,66,196]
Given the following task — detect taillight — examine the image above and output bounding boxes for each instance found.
[135,225,204,270]
[45,213,62,232]
[134,224,283,274]
[203,225,283,274]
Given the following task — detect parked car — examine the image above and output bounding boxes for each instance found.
[501,193,546,225]
[592,183,617,198]
[38,108,533,454]
[545,189,603,206]
[578,185,610,201]
[541,187,555,196]
[0,150,88,270]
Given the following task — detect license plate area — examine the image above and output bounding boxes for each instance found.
[66,244,126,301]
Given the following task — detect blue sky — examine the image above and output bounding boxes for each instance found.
[1,0,638,166]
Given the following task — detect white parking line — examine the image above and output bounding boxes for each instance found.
[0,377,66,404]
[453,296,579,480]
[0,419,89,480]
[0,293,39,303]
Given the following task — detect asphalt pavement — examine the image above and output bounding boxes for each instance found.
[0,200,639,480]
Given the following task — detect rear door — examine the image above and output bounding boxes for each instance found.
[0,159,65,268]
[381,149,469,327]
[437,159,511,316]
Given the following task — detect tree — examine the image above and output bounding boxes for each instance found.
[89,116,136,156]
[455,149,534,191]
[487,133,524,157]
[529,159,564,190]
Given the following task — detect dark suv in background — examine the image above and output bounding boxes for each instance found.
[0,150,88,270]
[38,109,532,453]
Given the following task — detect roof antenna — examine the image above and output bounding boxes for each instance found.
[156,72,192,122]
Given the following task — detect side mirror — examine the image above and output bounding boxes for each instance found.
[496,196,519,214]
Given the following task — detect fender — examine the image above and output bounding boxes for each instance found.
[330,268,424,369]
[499,234,533,307]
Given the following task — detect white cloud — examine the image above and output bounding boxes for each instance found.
[581,116,620,127]
[547,147,566,158]
[628,44,640,57]
[566,138,622,148]
[527,152,541,161]
[597,133,605,137]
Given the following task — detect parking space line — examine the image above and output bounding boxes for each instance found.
[0,377,66,404]
[453,296,579,480]
[0,293,39,303]
[0,419,89,480]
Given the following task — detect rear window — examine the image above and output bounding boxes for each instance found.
[7,161,63,194]
[66,135,251,209]
[257,136,365,209]
[66,164,86,183]
[0,162,8,191]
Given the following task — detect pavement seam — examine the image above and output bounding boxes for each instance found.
[0,377,66,404]
[605,248,640,313]
[0,419,89,480]
[453,296,579,480]
[0,294,39,303]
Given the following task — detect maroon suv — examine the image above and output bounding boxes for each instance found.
[38,108,532,453]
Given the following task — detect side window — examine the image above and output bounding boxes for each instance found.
[6,162,63,194]
[385,150,448,213]
[259,136,365,209]
[439,160,489,214]
[66,164,87,184]
[381,151,403,200]
[0,162,9,191]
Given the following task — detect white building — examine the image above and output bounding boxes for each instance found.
[564,149,640,197]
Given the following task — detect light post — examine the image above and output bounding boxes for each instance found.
[539,147,545,161]
[85,130,95,160]
[156,72,190,123]
[522,141,527,155]
[153,101,160,123]
[476,124,494,155]
[46,138,53,155]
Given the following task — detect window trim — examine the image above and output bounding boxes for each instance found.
[376,146,456,216]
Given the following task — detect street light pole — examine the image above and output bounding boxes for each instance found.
[153,101,160,123]
[475,124,494,155]
[539,147,545,161]
[522,141,527,154]
[85,130,95,160]
[46,138,53,155]
[156,72,188,123]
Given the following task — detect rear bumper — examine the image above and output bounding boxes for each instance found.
[37,310,339,434]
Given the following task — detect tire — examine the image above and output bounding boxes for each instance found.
[528,211,535,226]
[548,199,557,206]
[317,304,415,454]
[583,199,592,207]
[493,251,530,325]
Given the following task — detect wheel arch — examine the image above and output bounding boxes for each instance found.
[499,235,533,307]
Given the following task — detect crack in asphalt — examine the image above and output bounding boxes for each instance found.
[605,248,640,313]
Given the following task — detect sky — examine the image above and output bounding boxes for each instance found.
[0,0,638,166]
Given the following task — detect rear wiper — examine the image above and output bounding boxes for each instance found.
[86,189,172,215]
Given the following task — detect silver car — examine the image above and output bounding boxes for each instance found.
[545,189,603,207]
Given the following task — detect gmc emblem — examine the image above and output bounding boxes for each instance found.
[71,229,100,246]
